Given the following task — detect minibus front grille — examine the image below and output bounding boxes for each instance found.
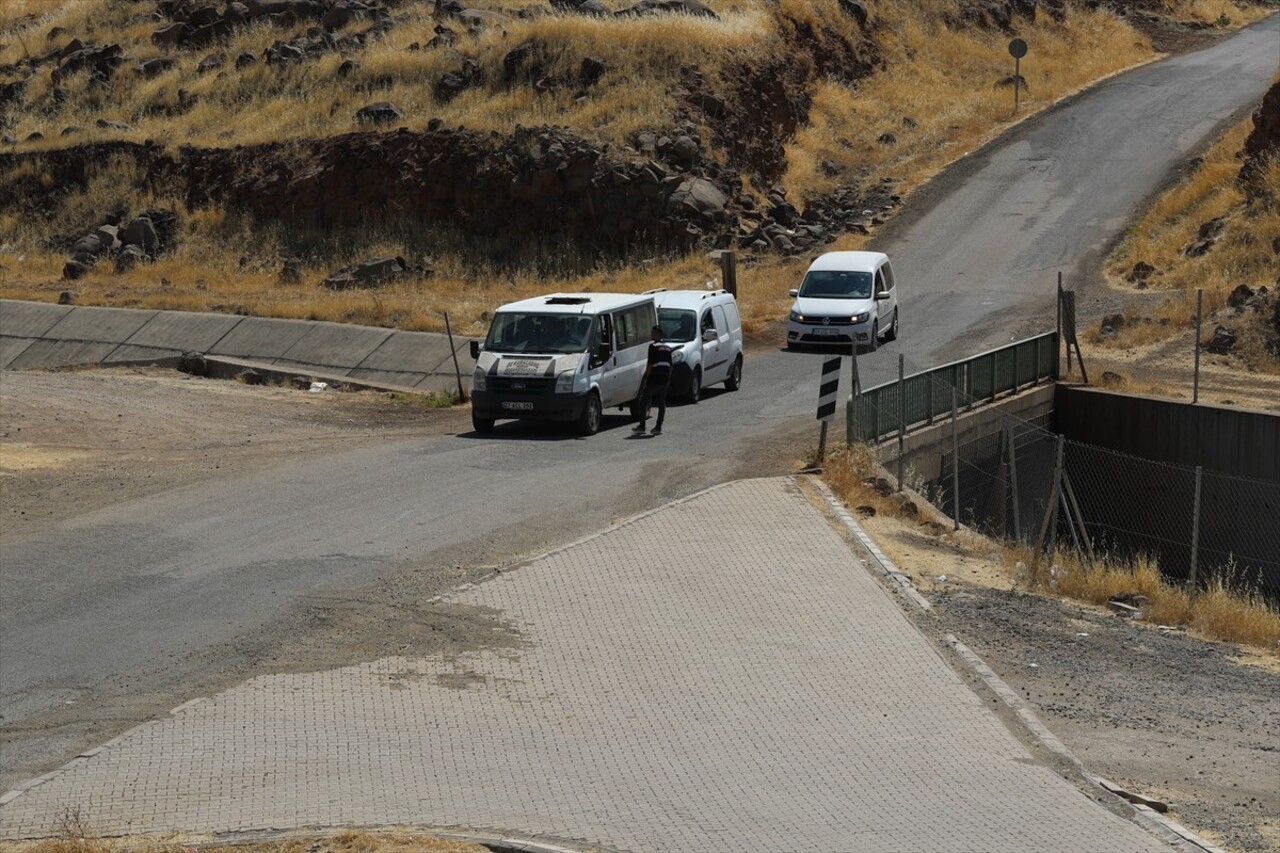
[490,376,555,394]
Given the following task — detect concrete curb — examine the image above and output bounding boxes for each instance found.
[210,825,618,853]
[806,475,1229,853]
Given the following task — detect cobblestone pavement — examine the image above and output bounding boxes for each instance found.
[0,478,1171,852]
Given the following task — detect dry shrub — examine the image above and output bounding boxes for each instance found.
[1021,548,1280,653]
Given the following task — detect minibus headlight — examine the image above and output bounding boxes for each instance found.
[472,368,487,392]
[555,371,575,393]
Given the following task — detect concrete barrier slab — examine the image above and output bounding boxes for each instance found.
[6,339,120,370]
[0,336,35,370]
[125,311,244,352]
[356,331,468,374]
[0,300,73,338]
[414,374,468,395]
[104,344,185,363]
[207,317,314,360]
[277,322,393,370]
[43,306,157,344]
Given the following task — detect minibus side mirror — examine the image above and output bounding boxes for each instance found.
[469,340,481,359]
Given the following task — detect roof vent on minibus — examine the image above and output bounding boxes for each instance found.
[544,297,592,305]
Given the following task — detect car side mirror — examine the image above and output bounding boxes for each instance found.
[469,340,481,359]
[788,289,798,298]
[874,291,890,301]
[702,330,717,343]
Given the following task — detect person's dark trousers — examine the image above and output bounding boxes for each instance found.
[639,381,668,430]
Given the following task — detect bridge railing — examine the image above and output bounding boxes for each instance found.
[846,331,1059,444]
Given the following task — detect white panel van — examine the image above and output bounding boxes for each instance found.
[652,289,744,402]
[469,292,657,435]
[786,251,899,351]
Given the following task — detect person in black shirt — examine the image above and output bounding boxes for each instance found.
[633,325,673,435]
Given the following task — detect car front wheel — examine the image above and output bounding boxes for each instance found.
[687,367,701,404]
[885,309,899,342]
[578,391,602,436]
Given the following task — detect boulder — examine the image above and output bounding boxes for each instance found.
[354,101,404,124]
[1100,313,1125,333]
[580,56,606,86]
[188,5,222,27]
[667,177,727,218]
[71,234,106,258]
[1126,260,1158,284]
[122,216,159,255]
[617,0,716,16]
[197,53,225,73]
[1227,284,1254,308]
[323,256,407,289]
[95,224,121,249]
[322,0,371,30]
[115,243,147,272]
[235,52,258,69]
[137,57,178,77]
[837,0,867,26]
[62,258,92,279]
[1240,80,1280,198]
[151,22,190,47]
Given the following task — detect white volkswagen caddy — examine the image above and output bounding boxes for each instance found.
[786,251,899,351]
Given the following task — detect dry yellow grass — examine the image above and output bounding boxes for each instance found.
[822,443,1280,654]
[785,3,1154,201]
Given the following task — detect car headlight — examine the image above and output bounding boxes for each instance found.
[472,368,487,391]
[789,310,803,322]
[853,311,871,324]
[672,349,685,364]
[555,370,575,393]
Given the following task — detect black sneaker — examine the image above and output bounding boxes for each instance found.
[632,423,646,433]
[650,427,662,435]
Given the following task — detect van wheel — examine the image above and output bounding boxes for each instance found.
[885,309,899,342]
[687,368,701,404]
[868,320,879,352]
[471,412,494,433]
[725,356,742,392]
[578,391,602,436]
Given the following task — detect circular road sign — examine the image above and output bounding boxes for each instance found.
[1009,38,1028,59]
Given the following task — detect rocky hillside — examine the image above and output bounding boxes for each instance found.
[0,0,1275,328]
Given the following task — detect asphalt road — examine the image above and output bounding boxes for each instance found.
[2,15,1278,791]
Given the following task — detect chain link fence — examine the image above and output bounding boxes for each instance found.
[856,347,1280,599]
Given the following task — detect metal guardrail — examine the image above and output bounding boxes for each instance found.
[847,331,1059,444]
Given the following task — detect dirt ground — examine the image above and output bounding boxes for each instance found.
[2,364,1278,853]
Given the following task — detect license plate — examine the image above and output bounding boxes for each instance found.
[502,401,533,411]
[813,327,841,336]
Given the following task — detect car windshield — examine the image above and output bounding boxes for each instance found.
[657,308,697,343]
[484,312,593,354]
[798,270,873,299]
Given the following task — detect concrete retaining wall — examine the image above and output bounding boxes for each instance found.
[0,299,476,395]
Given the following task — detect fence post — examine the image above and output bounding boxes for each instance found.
[1006,423,1021,542]
[897,353,906,492]
[720,251,737,297]
[1188,465,1202,590]
[443,311,467,403]
[1193,289,1203,405]
[951,387,961,531]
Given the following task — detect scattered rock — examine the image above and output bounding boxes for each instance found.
[854,504,876,517]
[1226,284,1254,308]
[115,243,147,272]
[323,255,407,289]
[279,257,304,283]
[95,119,134,131]
[57,290,74,305]
[122,216,160,255]
[1205,325,1236,354]
[354,101,404,124]
[1100,313,1126,334]
[1099,371,1125,388]
[137,57,178,78]
[62,259,91,280]
[1126,260,1158,284]
[197,53,225,73]
[876,132,897,146]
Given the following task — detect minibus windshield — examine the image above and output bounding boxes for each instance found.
[485,312,594,354]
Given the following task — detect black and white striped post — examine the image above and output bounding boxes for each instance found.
[816,356,841,462]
